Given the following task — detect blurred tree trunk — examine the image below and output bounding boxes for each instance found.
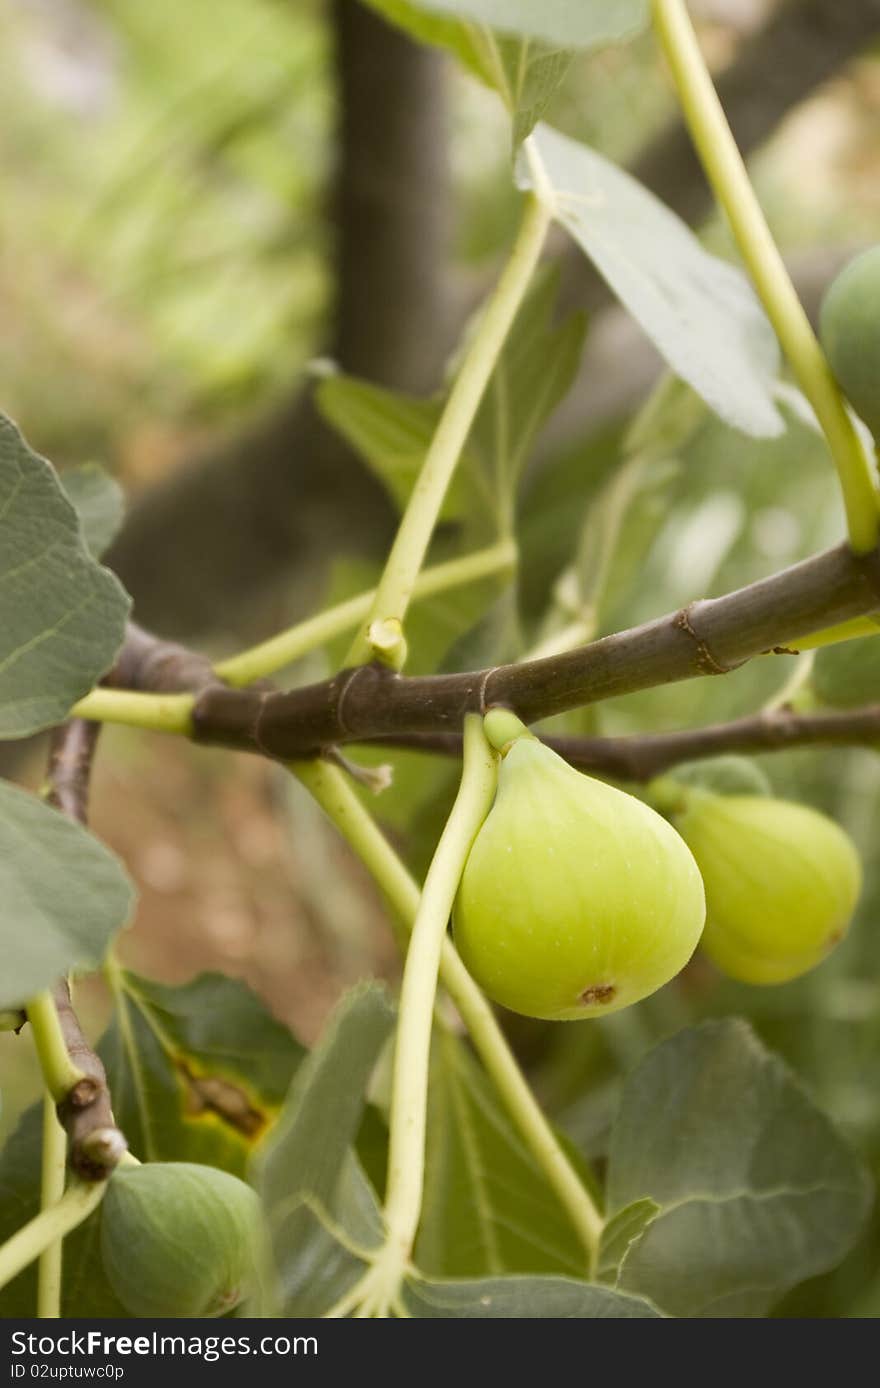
[108,1,451,638]
[109,0,880,640]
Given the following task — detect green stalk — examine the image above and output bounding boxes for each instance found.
[27,990,84,1319]
[36,1095,66,1318]
[795,615,880,650]
[651,0,879,554]
[292,755,604,1271]
[26,992,85,1101]
[69,689,194,735]
[345,186,551,669]
[216,538,516,687]
[379,715,497,1256]
[0,1182,106,1295]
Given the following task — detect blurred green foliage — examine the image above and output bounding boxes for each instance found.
[0,0,327,458]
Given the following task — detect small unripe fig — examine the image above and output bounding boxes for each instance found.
[676,794,861,985]
[452,725,706,1020]
[101,1161,262,1318]
[813,633,880,709]
[667,754,771,799]
[819,246,880,439]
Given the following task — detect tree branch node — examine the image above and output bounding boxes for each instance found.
[674,601,735,675]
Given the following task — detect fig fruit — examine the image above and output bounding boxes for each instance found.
[452,722,706,1020]
[813,633,880,709]
[676,793,861,985]
[819,246,880,439]
[100,1161,262,1318]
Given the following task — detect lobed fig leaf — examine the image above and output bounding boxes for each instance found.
[819,246,880,440]
[100,1161,262,1318]
[676,794,861,985]
[453,735,705,1020]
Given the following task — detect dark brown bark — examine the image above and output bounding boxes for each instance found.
[180,540,880,758]
[42,722,128,1180]
[365,704,880,782]
[52,978,126,1181]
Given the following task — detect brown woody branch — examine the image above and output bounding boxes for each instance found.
[44,722,127,1180]
[106,622,220,696]
[365,704,880,782]
[104,542,880,782]
[181,540,880,758]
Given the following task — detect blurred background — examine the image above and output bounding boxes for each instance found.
[2,0,880,1315]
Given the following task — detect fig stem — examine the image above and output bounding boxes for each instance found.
[343,179,551,669]
[380,715,498,1259]
[26,992,87,1102]
[70,688,194,735]
[483,707,534,753]
[651,0,880,554]
[292,753,605,1275]
[36,1093,66,1318]
[216,538,515,686]
[0,1179,106,1296]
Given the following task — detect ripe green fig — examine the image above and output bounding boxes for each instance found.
[819,246,880,439]
[101,1161,262,1318]
[676,794,861,985]
[452,723,706,1020]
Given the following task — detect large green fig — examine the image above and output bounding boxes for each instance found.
[101,1161,262,1317]
[452,726,706,1020]
[676,794,861,985]
[819,245,880,439]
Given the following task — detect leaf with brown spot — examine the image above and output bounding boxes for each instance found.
[101,969,304,1174]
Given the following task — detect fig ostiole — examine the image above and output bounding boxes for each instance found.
[452,714,706,1021]
[675,793,861,985]
[100,1161,263,1318]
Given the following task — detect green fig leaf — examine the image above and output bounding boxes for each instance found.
[402,1273,665,1318]
[102,969,304,1171]
[253,983,394,1315]
[518,125,783,439]
[0,414,130,737]
[597,1198,660,1286]
[0,780,134,1009]
[316,268,583,540]
[60,464,125,560]
[606,1020,873,1317]
[314,377,479,522]
[250,1197,370,1319]
[363,2,647,147]
[364,0,647,56]
[415,1029,587,1277]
